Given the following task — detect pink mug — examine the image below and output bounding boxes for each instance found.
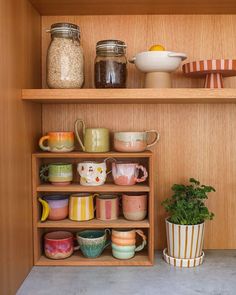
[122,193,147,221]
[96,194,119,221]
[112,162,148,186]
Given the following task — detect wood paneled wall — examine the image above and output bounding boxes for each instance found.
[0,1,41,294]
[42,15,236,250]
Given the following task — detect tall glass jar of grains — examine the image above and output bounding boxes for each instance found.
[95,40,127,88]
[46,23,84,88]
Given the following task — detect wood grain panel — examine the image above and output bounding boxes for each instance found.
[0,1,41,294]
[41,15,236,89]
[29,0,236,15]
[41,15,236,250]
[42,103,236,250]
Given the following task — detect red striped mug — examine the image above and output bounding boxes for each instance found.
[96,194,119,221]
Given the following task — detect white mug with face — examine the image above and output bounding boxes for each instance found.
[77,160,109,186]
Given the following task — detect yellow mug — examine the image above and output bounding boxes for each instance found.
[69,193,98,221]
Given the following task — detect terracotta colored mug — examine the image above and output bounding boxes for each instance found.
[122,193,147,221]
[40,163,73,186]
[75,119,110,152]
[39,131,75,152]
[114,131,160,152]
[96,194,119,221]
[112,162,148,185]
[44,231,79,260]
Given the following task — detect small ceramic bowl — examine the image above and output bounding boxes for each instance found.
[163,248,204,268]
[130,51,187,73]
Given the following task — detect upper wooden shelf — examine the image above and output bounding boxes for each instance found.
[22,89,236,104]
[29,0,236,15]
[33,151,152,158]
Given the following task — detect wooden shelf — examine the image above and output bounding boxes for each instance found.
[37,218,150,229]
[36,183,150,192]
[22,89,236,104]
[33,151,152,158]
[36,250,151,266]
[29,0,236,15]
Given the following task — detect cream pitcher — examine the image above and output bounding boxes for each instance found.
[74,119,110,152]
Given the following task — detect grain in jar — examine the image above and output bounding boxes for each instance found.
[46,23,84,89]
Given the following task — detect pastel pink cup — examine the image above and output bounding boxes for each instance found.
[122,193,147,221]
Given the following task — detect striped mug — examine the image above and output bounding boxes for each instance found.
[69,193,98,221]
[96,194,119,221]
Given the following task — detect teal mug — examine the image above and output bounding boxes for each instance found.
[76,229,110,258]
[40,163,73,186]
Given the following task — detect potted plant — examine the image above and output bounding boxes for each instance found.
[162,178,215,267]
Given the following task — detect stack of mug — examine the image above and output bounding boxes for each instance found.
[39,119,160,154]
[39,193,147,223]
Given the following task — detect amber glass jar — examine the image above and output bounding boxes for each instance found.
[94,40,127,88]
[46,23,84,89]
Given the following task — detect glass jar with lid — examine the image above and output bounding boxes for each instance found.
[94,40,127,88]
[46,23,84,89]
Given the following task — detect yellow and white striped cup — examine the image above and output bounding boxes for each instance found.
[69,193,98,221]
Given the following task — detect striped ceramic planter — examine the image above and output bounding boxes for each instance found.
[166,219,205,259]
[163,248,204,268]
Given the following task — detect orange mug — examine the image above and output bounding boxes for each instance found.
[39,131,75,153]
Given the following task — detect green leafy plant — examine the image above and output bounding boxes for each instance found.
[162,178,215,225]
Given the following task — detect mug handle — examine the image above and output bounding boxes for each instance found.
[93,193,99,212]
[104,157,116,175]
[39,135,50,151]
[146,130,160,148]
[136,165,148,183]
[73,237,80,251]
[103,228,111,250]
[39,165,49,182]
[74,119,86,151]
[135,230,147,252]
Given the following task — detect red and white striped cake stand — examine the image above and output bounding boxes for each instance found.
[182,59,236,88]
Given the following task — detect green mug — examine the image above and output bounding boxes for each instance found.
[40,163,73,186]
[76,229,110,258]
[74,119,110,153]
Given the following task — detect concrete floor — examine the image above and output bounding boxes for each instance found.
[17,250,236,295]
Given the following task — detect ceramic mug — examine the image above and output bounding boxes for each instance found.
[44,231,79,259]
[96,194,119,221]
[75,119,110,152]
[40,163,73,186]
[76,229,110,258]
[39,131,75,153]
[114,131,160,152]
[122,193,147,221]
[40,195,69,221]
[77,159,111,186]
[111,229,147,260]
[69,193,98,221]
[112,162,148,185]
[111,229,147,247]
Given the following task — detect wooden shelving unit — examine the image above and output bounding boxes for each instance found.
[22,88,236,104]
[32,152,154,266]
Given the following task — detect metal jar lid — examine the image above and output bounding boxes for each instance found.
[47,22,80,38]
[96,39,127,55]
